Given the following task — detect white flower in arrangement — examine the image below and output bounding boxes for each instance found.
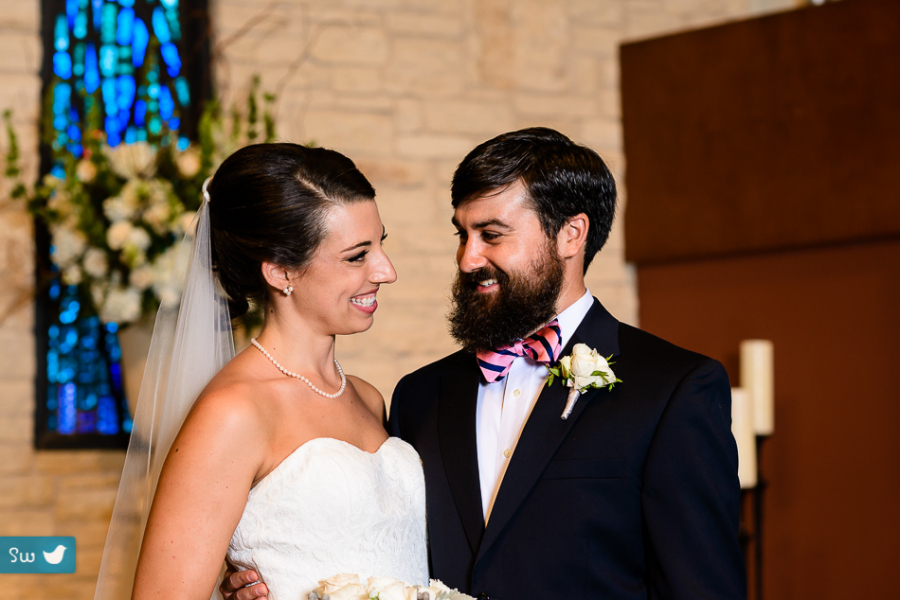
[107,221,134,250]
[51,225,88,268]
[61,264,83,285]
[46,190,74,219]
[129,264,155,291]
[75,159,97,183]
[173,210,197,236]
[99,285,142,325]
[103,190,140,223]
[82,247,109,279]
[175,146,201,177]
[90,281,108,310]
[104,140,156,179]
[143,192,175,234]
[151,245,182,305]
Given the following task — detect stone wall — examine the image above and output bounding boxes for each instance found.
[0,0,798,598]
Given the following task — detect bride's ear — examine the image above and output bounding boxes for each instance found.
[261,261,293,293]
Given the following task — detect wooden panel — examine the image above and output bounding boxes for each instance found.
[637,239,900,599]
[621,0,900,264]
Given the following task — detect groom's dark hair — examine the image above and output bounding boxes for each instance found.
[451,127,617,273]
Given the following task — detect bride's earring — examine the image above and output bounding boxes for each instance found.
[283,284,293,296]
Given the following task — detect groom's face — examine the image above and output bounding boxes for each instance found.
[448,180,565,352]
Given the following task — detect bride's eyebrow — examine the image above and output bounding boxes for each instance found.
[341,227,386,252]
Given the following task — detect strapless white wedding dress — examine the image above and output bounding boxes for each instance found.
[226,437,429,600]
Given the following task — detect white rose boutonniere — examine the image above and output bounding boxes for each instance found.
[547,343,622,419]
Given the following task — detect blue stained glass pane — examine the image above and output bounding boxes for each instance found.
[160,0,178,8]
[101,78,117,113]
[53,51,73,79]
[165,9,181,41]
[58,383,77,434]
[67,124,81,142]
[116,8,134,45]
[99,44,117,77]
[148,115,162,134]
[119,0,135,6]
[73,43,85,76]
[151,8,171,44]
[132,18,149,68]
[158,85,174,119]
[177,135,189,151]
[97,395,120,434]
[137,129,148,142]
[116,75,136,112]
[67,143,83,158]
[174,77,190,105]
[51,164,66,179]
[101,3,118,44]
[160,42,181,77]
[168,117,180,130]
[84,43,99,93]
[147,82,160,99]
[124,127,137,143]
[54,14,69,51]
[66,0,79,28]
[92,0,104,29]
[74,10,88,39]
[134,99,146,125]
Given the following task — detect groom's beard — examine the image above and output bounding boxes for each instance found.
[448,246,564,354]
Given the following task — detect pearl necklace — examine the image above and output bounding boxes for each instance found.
[250,338,347,399]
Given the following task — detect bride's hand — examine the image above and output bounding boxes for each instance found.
[220,562,268,600]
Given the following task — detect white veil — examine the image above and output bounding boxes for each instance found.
[94,180,235,599]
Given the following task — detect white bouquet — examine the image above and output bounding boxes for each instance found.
[309,574,474,600]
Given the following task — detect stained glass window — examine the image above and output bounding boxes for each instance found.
[36,0,208,449]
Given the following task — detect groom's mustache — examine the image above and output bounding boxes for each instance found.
[458,266,510,290]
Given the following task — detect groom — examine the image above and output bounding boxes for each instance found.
[223,128,745,599]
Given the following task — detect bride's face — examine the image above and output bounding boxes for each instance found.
[291,200,397,335]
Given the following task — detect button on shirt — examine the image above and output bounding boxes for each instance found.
[476,289,594,520]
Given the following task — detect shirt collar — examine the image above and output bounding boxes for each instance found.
[554,289,594,350]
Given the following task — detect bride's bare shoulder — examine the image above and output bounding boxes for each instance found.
[347,375,386,422]
[183,349,273,436]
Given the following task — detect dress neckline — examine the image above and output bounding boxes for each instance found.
[251,436,395,492]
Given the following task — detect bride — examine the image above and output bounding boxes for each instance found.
[94,143,428,600]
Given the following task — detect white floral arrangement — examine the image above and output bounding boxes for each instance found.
[2,78,276,327]
[546,343,622,419]
[309,574,474,600]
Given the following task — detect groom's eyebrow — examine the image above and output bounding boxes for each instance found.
[450,217,512,230]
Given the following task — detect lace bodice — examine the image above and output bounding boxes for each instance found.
[227,437,429,600]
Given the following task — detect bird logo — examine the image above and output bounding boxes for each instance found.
[42,545,67,565]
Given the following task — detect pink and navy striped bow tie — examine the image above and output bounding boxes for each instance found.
[476,319,562,383]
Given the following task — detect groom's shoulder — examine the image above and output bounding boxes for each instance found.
[617,321,726,381]
[405,348,471,379]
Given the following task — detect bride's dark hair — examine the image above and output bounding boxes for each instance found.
[207,143,376,318]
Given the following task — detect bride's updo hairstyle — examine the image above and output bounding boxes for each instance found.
[206,143,376,318]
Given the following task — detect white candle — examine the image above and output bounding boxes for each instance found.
[740,339,774,435]
[731,387,758,489]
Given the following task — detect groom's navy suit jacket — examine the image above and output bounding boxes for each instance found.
[389,299,746,599]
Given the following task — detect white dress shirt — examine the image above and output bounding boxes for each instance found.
[475,289,594,520]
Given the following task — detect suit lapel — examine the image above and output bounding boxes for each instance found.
[476,299,620,562]
[437,354,486,555]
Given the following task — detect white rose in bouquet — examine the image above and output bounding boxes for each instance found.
[365,577,411,600]
[318,573,362,595]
